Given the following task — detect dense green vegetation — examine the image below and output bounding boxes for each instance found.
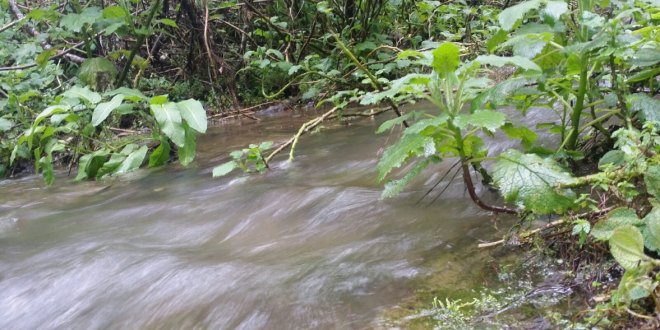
[5,0,660,327]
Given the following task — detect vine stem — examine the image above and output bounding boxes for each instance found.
[115,0,161,87]
[327,27,408,127]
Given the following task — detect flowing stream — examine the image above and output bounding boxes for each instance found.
[0,101,554,330]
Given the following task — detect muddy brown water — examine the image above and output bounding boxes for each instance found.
[0,102,555,329]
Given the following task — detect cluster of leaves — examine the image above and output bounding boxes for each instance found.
[358,0,660,323]
[212,141,272,177]
[5,84,206,184]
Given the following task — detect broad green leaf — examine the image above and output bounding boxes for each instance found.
[150,102,185,147]
[377,112,415,133]
[646,165,660,200]
[500,123,537,149]
[178,122,197,166]
[0,118,12,131]
[598,150,625,168]
[432,43,460,78]
[74,149,110,181]
[377,134,432,182]
[627,93,660,123]
[159,18,178,28]
[404,114,449,135]
[114,145,148,175]
[631,48,660,67]
[266,49,285,60]
[36,49,54,70]
[28,105,70,149]
[63,86,102,104]
[492,149,578,214]
[149,136,170,168]
[213,161,238,177]
[92,94,124,126]
[566,54,581,75]
[355,41,377,52]
[102,6,125,18]
[302,88,320,100]
[453,110,506,132]
[176,99,207,133]
[609,225,648,270]
[616,267,654,305]
[39,155,54,185]
[151,95,168,105]
[642,207,660,252]
[499,0,543,31]
[487,29,508,54]
[86,155,108,178]
[360,74,430,105]
[471,77,527,112]
[288,65,302,75]
[79,58,118,90]
[540,1,568,25]
[51,113,79,126]
[60,7,102,32]
[474,55,541,72]
[259,141,273,150]
[381,159,430,199]
[105,87,150,102]
[591,208,644,240]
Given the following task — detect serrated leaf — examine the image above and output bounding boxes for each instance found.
[500,123,538,149]
[381,159,430,199]
[627,93,660,123]
[63,86,102,104]
[176,99,207,133]
[178,122,196,166]
[471,77,527,112]
[150,102,185,147]
[213,161,237,177]
[540,1,568,24]
[113,145,148,175]
[499,0,543,31]
[493,149,578,214]
[453,110,506,132]
[642,207,660,252]
[60,7,102,32]
[360,74,430,105]
[610,225,648,270]
[646,165,660,200]
[376,112,415,133]
[149,136,170,167]
[631,48,660,67]
[432,43,460,78]
[591,208,644,240]
[404,114,449,136]
[92,94,124,126]
[378,134,431,182]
